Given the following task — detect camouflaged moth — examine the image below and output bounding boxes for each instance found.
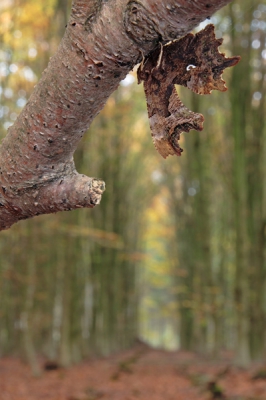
[137,24,240,158]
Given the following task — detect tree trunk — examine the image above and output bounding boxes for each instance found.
[166,90,213,352]
[22,250,41,376]
[228,0,266,365]
[0,0,232,230]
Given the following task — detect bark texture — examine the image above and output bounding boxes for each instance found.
[0,0,232,230]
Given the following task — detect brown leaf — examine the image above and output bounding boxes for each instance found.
[138,24,240,158]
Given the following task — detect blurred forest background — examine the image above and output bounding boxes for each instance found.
[0,0,266,376]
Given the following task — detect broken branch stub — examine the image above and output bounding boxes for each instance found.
[137,24,240,158]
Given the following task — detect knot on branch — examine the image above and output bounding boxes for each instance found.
[124,1,160,48]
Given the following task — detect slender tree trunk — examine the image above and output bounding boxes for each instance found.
[59,238,72,367]
[167,90,213,352]
[229,1,257,365]
[22,253,41,376]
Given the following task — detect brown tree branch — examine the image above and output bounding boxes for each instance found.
[0,0,232,230]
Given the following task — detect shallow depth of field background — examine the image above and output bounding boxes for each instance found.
[0,0,266,375]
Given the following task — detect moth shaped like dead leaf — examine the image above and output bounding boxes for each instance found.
[137,24,240,158]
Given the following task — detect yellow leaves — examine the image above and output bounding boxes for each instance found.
[139,188,177,343]
[19,0,56,32]
[1,0,57,50]
[143,191,176,282]
[104,97,116,118]
[145,190,172,231]
[0,12,12,36]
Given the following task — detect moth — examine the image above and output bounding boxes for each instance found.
[137,24,240,158]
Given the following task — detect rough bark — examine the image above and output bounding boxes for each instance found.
[0,0,232,230]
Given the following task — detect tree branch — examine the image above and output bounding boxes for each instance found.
[0,0,232,230]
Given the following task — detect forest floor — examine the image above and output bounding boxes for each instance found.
[1,344,266,400]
